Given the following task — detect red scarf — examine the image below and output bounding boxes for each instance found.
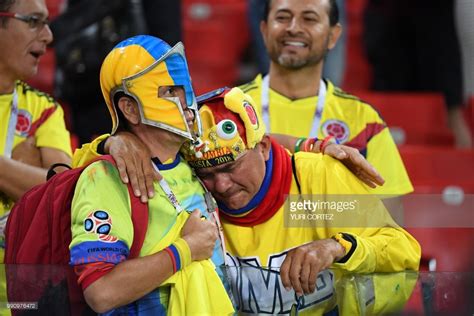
[219,138,292,226]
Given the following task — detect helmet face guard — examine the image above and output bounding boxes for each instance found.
[120,42,202,140]
[101,36,202,141]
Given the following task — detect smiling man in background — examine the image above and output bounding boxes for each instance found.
[240,0,412,212]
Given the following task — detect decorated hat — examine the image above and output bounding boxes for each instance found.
[181,87,266,168]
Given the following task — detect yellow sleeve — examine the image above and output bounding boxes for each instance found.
[366,128,413,196]
[35,104,72,157]
[72,134,110,168]
[295,153,421,273]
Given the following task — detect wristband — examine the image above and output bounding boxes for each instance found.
[97,138,108,155]
[331,233,357,263]
[319,135,335,154]
[294,138,306,153]
[305,137,318,152]
[164,238,192,273]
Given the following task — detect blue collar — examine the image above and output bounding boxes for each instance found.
[151,154,181,170]
[218,148,273,215]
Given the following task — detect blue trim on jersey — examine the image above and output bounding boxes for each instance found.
[70,240,129,266]
[218,148,273,215]
[152,155,181,170]
[136,290,167,315]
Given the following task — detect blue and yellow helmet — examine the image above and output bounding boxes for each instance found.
[100,35,202,140]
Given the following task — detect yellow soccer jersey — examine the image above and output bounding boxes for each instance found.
[239,75,413,196]
[223,153,420,315]
[0,81,71,215]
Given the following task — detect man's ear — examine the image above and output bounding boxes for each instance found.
[117,96,140,125]
[259,135,272,161]
[327,23,342,51]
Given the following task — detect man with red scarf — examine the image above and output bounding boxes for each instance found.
[180,87,421,314]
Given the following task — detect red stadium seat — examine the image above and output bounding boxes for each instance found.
[70,133,80,153]
[399,145,474,192]
[342,0,372,91]
[465,96,474,136]
[399,145,474,312]
[45,0,65,18]
[182,0,251,94]
[353,92,454,146]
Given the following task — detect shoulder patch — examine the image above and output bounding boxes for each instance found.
[197,87,229,107]
[17,81,57,104]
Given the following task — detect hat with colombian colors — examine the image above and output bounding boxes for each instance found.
[181,87,265,168]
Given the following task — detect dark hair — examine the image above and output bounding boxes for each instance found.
[0,0,16,27]
[263,0,339,26]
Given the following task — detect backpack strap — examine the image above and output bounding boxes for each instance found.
[86,155,149,259]
[291,155,301,194]
[47,163,72,180]
[128,184,148,259]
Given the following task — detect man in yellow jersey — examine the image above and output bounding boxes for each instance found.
[240,0,412,208]
[69,35,233,314]
[180,87,420,314]
[0,0,71,258]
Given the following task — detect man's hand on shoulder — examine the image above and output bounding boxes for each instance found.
[321,144,385,188]
[105,132,162,203]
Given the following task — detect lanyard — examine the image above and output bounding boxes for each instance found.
[4,89,18,158]
[261,75,326,138]
[152,163,184,213]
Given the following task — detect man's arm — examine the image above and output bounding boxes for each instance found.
[280,156,420,296]
[82,210,218,313]
[0,145,71,201]
[272,133,385,188]
[79,133,383,202]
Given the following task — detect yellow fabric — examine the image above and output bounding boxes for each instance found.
[222,152,420,314]
[239,75,413,196]
[124,57,188,134]
[150,211,234,316]
[172,238,192,268]
[0,265,11,316]
[71,134,109,168]
[100,44,157,133]
[335,272,417,315]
